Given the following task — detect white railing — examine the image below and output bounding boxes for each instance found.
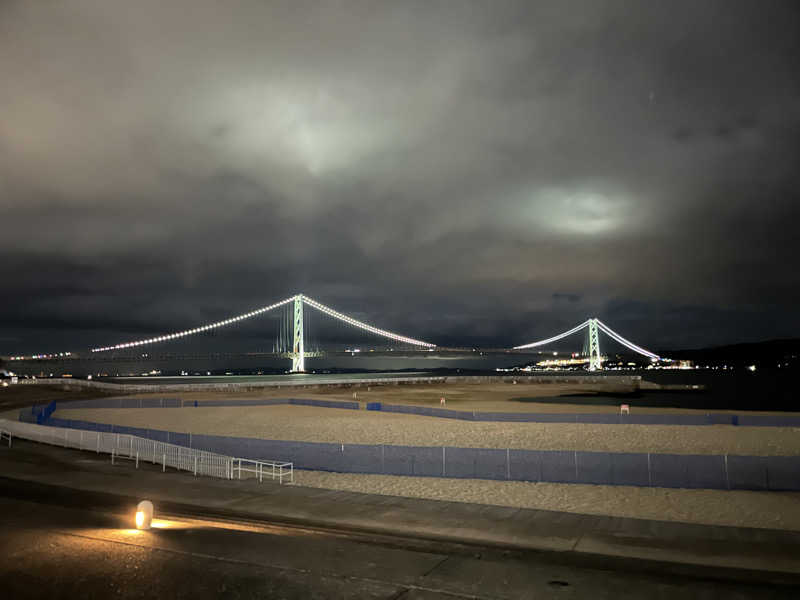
[0,418,292,484]
[231,457,294,484]
[0,428,11,448]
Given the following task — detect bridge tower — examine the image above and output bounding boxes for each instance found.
[587,318,602,371]
[290,294,305,372]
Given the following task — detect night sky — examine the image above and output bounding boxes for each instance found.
[2,1,799,354]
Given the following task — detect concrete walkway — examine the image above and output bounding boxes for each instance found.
[2,438,799,582]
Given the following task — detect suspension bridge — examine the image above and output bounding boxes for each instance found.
[4,294,663,372]
[513,318,661,371]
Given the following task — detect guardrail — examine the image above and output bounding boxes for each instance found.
[0,418,292,484]
[232,457,293,484]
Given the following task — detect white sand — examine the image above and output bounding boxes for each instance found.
[296,470,800,531]
[46,380,800,531]
[56,404,800,456]
[123,382,642,413]
[52,398,800,531]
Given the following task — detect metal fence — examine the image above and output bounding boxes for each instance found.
[232,457,294,484]
[26,416,800,491]
[373,403,800,427]
[55,397,359,411]
[0,418,293,484]
[19,400,58,424]
[45,396,800,427]
[197,437,800,490]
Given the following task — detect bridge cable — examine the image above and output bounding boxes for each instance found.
[301,295,435,348]
[512,320,591,350]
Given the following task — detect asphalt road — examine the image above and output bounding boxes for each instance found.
[0,491,796,600]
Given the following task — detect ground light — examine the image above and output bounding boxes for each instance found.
[135,500,154,530]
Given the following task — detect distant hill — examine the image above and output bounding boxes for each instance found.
[661,338,800,366]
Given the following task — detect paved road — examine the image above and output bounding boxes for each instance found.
[4,438,800,578]
[0,490,796,600]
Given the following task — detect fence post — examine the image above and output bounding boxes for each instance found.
[574,451,578,482]
[442,447,446,477]
[162,453,166,472]
[724,454,730,490]
[194,455,197,476]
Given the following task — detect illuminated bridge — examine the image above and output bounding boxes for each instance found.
[514,318,661,371]
[5,294,662,372]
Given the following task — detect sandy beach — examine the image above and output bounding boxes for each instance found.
[56,404,800,455]
[296,470,800,531]
[115,381,648,412]
[46,381,800,532]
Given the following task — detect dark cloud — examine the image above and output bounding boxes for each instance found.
[1,0,799,354]
[553,293,582,303]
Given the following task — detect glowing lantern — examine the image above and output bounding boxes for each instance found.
[135,500,154,530]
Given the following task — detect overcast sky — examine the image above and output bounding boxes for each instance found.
[2,0,799,354]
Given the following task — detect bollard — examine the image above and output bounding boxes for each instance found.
[135,500,154,530]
